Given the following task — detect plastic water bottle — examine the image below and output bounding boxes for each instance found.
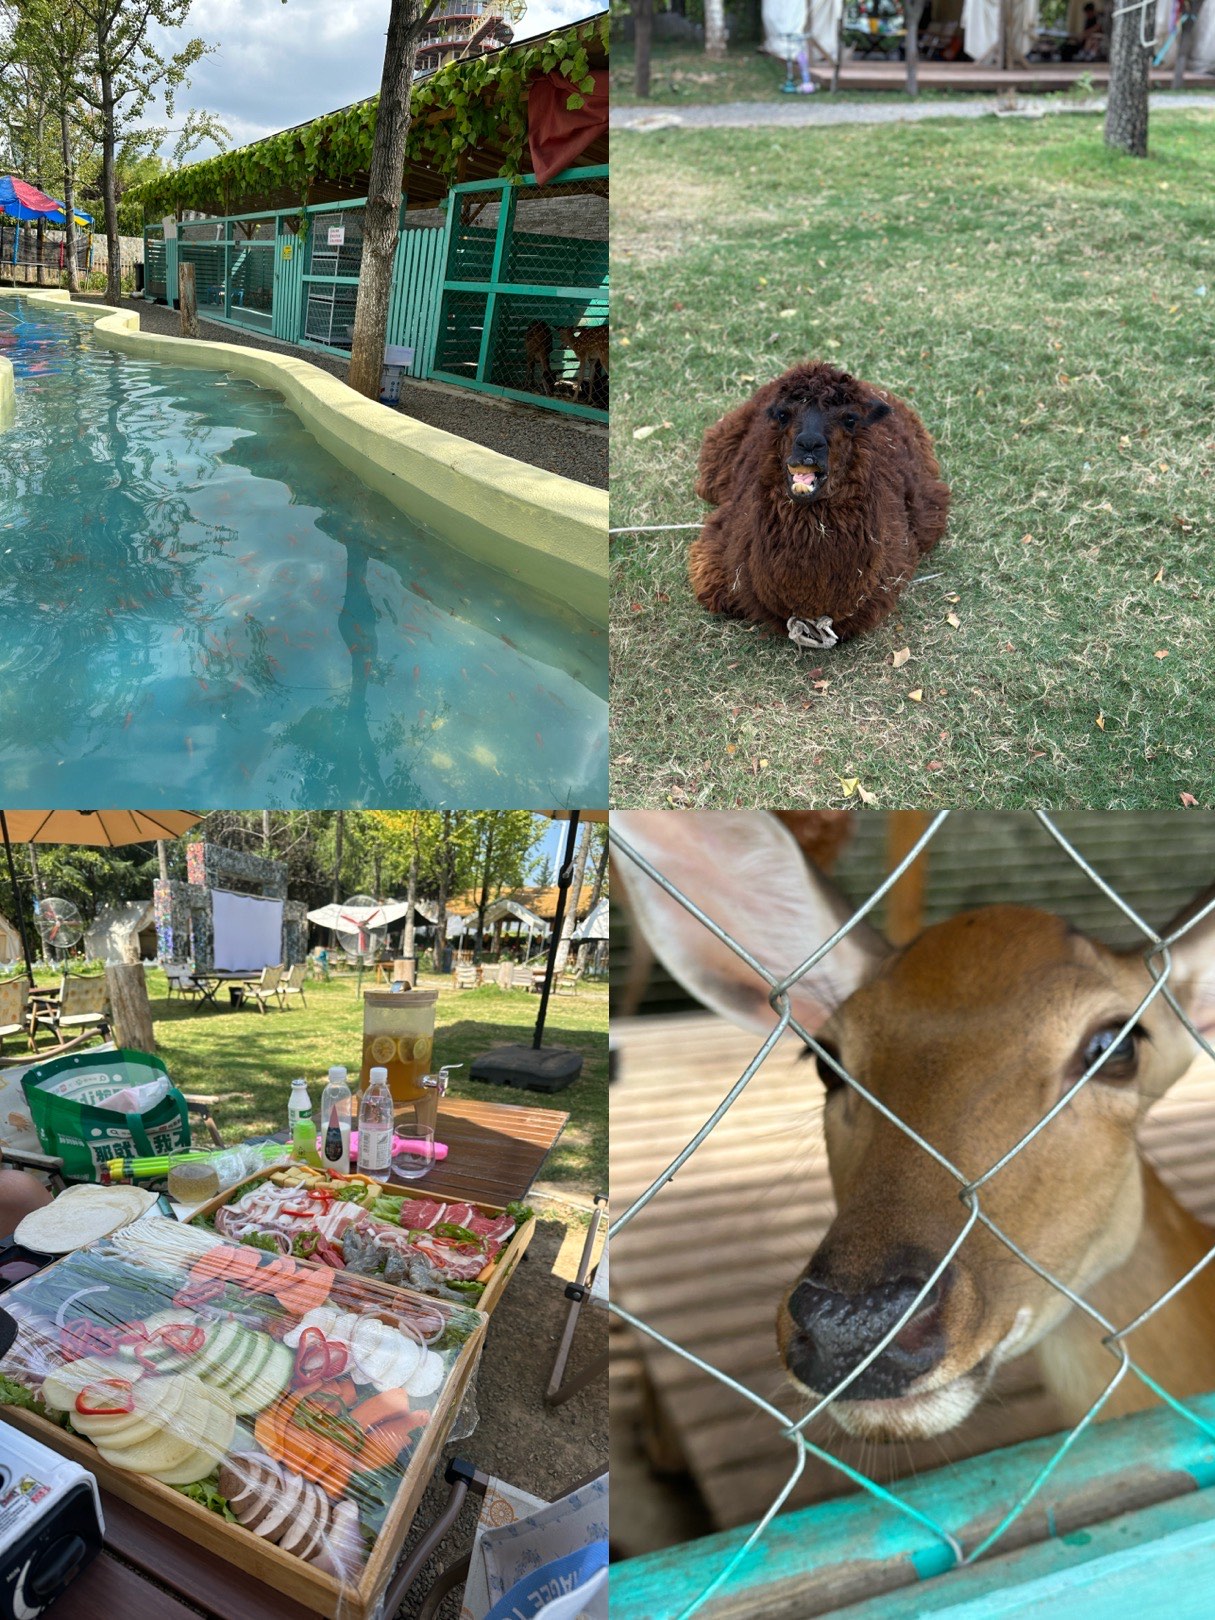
[358,1066,393,1179]
[319,1065,352,1175]
[289,1077,320,1166]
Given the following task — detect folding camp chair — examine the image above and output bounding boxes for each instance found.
[546,1193,608,1406]
[164,964,205,1004]
[0,978,34,1054]
[28,976,110,1047]
[246,964,284,1014]
[276,962,308,1009]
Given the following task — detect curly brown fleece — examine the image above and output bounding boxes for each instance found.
[689,362,950,643]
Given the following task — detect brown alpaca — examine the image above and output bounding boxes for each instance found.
[689,362,950,649]
[524,320,555,395]
[559,324,609,394]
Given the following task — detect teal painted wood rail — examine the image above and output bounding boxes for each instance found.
[609,1394,1215,1619]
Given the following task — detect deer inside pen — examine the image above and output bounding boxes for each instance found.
[608,811,1215,1620]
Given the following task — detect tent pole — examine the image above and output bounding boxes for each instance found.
[0,812,37,982]
[532,813,580,1052]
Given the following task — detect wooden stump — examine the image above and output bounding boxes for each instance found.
[178,261,199,338]
[106,964,156,1053]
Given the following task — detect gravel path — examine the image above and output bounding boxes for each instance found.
[612,89,1215,130]
[81,295,607,490]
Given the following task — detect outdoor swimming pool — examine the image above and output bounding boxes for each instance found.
[0,298,606,807]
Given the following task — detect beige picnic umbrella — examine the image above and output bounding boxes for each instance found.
[0,810,201,979]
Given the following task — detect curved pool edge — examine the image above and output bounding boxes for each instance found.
[1,288,607,628]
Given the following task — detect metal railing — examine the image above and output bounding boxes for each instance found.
[608,810,1215,1619]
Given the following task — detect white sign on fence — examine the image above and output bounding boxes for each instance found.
[384,345,415,368]
[327,226,345,247]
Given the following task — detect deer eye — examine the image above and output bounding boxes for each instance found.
[1080,1025,1140,1081]
[813,1039,846,1093]
[768,405,791,427]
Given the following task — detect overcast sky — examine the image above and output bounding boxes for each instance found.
[155,0,600,160]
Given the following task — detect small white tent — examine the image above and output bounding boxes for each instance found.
[0,912,22,965]
[85,900,157,965]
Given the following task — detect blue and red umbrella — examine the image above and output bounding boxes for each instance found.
[0,175,93,227]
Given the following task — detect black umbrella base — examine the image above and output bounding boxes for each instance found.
[469,1044,584,1093]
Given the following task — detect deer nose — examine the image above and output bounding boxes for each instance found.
[784,1272,948,1399]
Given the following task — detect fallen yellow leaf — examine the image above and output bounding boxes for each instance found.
[1155,649,1170,660]
[1095,713,1105,730]
[908,689,924,702]
[892,647,912,669]
[1152,565,1165,584]
[857,784,878,807]
[946,611,961,629]
[633,425,659,441]
[839,777,859,797]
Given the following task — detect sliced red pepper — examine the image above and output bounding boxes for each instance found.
[60,1318,121,1359]
[158,1323,206,1355]
[173,1277,225,1308]
[75,1378,135,1416]
[294,1327,349,1383]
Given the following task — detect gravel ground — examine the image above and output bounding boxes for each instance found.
[612,88,1215,130]
[76,295,607,490]
[391,1212,607,1618]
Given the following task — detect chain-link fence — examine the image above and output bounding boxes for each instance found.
[609,810,1215,1619]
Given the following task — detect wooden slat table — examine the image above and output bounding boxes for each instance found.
[55,1491,314,1620]
[394,1095,568,1206]
[612,1012,1215,1537]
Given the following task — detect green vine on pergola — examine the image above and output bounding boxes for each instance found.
[130,16,609,222]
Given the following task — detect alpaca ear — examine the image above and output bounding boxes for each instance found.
[862,400,893,427]
[613,811,890,1036]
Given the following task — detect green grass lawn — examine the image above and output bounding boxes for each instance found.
[86,971,607,1201]
[611,110,1215,809]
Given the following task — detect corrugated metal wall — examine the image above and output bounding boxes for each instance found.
[612,812,1215,1016]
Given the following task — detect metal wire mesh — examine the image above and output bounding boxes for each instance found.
[609,810,1215,1619]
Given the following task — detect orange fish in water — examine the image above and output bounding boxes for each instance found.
[535,732,543,749]
[172,628,184,640]
[266,654,282,672]
[123,711,133,729]
[363,660,372,677]
[411,582,433,602]
[412,665,420,681]
[198,678,208,692]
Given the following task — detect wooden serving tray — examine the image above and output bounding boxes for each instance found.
[1,1269,486,1620]
[187,1166,535,1318]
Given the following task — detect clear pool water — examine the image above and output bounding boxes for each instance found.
[0,298,606,808]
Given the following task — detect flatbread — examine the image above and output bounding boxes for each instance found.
[15,1183,158,1253]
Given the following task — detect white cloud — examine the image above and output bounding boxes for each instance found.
[148,0,600,162]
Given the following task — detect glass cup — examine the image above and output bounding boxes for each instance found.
[392,1126,435,1183]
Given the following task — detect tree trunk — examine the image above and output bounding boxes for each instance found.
[157,841,169,881]
[60,107,79,295]
[1105,0,1152,156]
[474,824,494,964]
[704,0,728,58]
[634,0,654,97]
[554,825,592,973]
[434,811,451,971]
[262,810,272,849]
[578,838,610,969]
[347,0,433,399]
[27,845,43,901]
[178,261,199,337]
[905,0,924,94]
[106,963,155,1052]
[403,841,419,959]
[99,72,122,303]
[332,811,345,903]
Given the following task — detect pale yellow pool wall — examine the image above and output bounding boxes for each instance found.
[0,288,607,625]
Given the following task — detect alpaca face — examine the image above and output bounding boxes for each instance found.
[766,396,892,505]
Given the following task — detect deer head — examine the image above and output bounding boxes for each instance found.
[615,812,1215,1443]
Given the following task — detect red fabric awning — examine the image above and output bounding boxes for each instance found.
[527,71,609,187]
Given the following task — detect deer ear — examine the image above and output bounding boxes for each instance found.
[613,811,889,1036]
[1165,884,1215,1047]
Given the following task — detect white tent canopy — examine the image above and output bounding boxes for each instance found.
[573,898,608,942]
[483,898,551,935]
[306,900,414,931]
[85,900,156,965]
[0,912,22,964]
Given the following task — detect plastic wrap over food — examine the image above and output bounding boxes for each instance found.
[194,1164,532,1309]
[0,1216,486,1615]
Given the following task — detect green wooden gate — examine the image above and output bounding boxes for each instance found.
[430,165,608,422]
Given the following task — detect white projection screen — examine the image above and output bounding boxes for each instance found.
[210,889,284,972]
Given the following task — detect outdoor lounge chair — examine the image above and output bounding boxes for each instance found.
[164,964,204,1004]
[276,961,307,1009]
[0,978,33,1054]
[556,964,584,996]
[29,975,110,1047]
[453,964,481,990]
[246,964,284,1014]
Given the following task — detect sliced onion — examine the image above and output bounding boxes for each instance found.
[54,1285,109,1333]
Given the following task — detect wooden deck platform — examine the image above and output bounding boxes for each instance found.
[611,1012,1215,1542]
[831,60,1215,92]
